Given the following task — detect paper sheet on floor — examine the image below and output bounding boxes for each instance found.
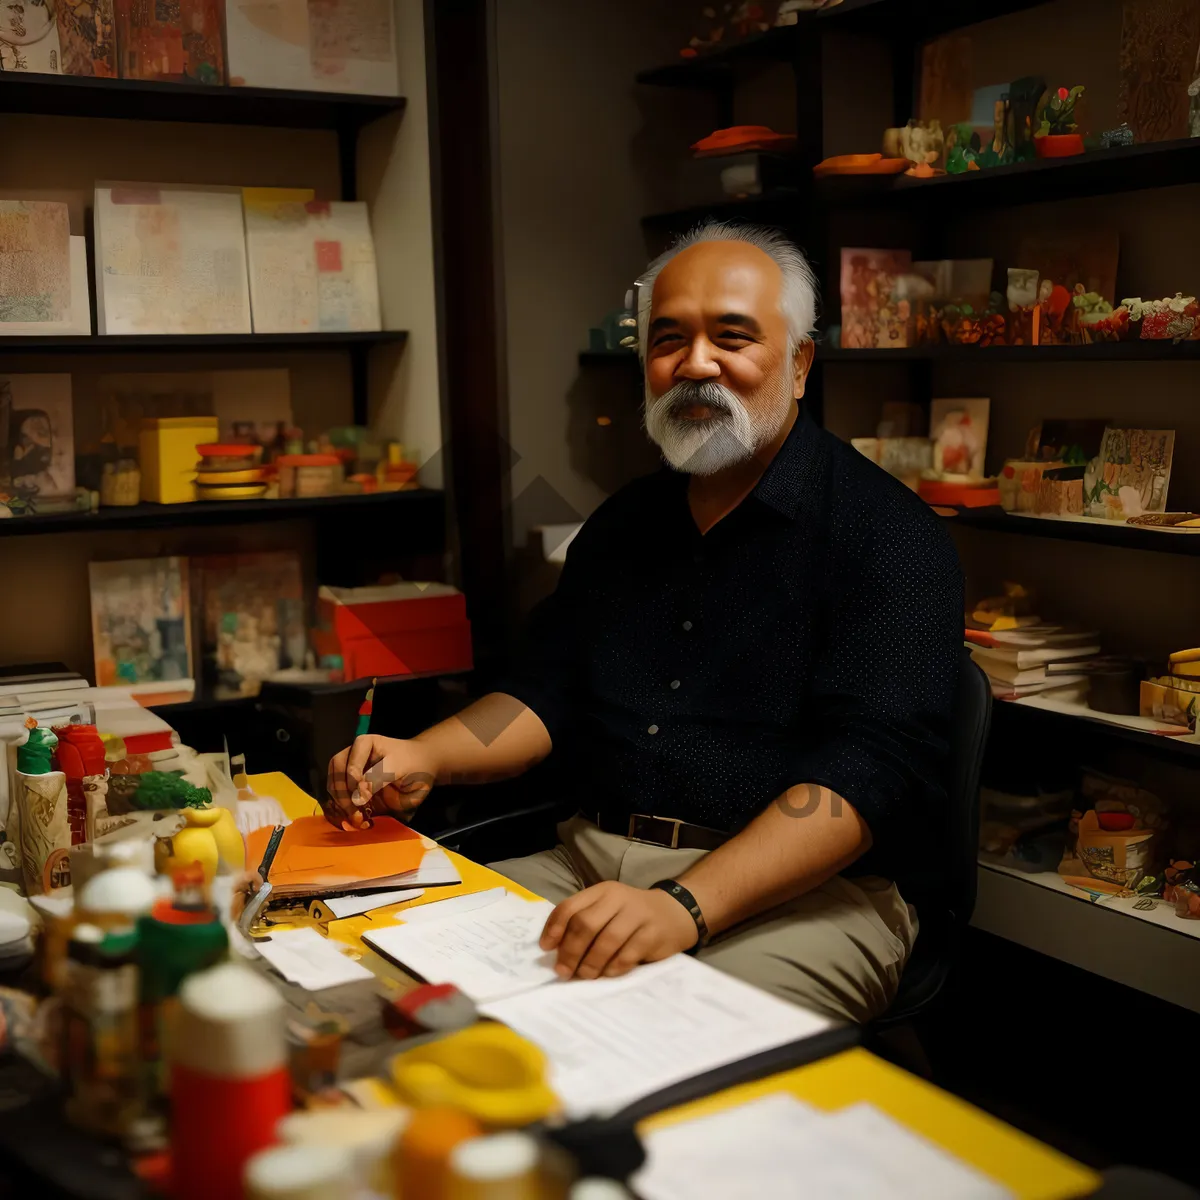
[254,927,374,989]
[633,1094,1012,1200]
[363,891,558,1002]
[479,955,833,1118]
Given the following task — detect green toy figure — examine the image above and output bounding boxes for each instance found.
[945,123,980,174]
[16,718,57,775]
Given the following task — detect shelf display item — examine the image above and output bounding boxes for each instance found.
[1034,86,1085,158]
[194,444,269,500]
[1,230,90,337]
[1006,268,1039,345]
[226,0,398,94]
[276,453,342,498]
[11,720,71,896]
[0,0,62,73]
[99,459,140,506]
[928,397,988,479]
[1140,675,1198,729]
[973,84,1013,168]
[1165,861,1200,919]
[1033,466,1085,516]
[57,0,116,75]
[90,556,192,688]
[1082,427,1174,520]
[850,437,931,492]
[880,119,945,172]
[244,193,382,334]
[998,459,1063,513]
[194,552,307,700]
[1117,0,1200,144]
[691,126,796,157]
[944,123,979,173]
[94,185,252,336]
[1099,123,1135,149]
[114,0,224,83]
[812,154,908,177]
[1124,293,1198,340]
[1006,75,1045,163]
[138,415,219,504]
[840,249,912,349]
[0,374,75,511]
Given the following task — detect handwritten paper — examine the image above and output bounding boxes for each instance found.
[634,1095,1012,1200]
[480,956,833,1119]
[254,927,374,990]
[363,892,558,1002]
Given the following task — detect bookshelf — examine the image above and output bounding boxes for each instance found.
[0,331,409,355]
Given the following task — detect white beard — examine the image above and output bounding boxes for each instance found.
[643,373,793,476]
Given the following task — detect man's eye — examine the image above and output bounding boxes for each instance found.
[653,333,684,347]
[718,330,752,342]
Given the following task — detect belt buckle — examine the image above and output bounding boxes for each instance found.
[627,813,683,849]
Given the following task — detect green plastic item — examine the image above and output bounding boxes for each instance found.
[16,725,58,775]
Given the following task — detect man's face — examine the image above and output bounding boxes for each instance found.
[643,241,805,475]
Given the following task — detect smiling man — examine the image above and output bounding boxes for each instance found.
[326,223,962,1023]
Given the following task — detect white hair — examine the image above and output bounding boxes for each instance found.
[635,222,818,360]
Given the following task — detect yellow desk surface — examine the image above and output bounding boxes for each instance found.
[254,773,1099,1199]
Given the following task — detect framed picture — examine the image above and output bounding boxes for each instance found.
[0,374,75,503]
[930,398,990,480]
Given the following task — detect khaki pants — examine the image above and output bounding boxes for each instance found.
[490,817,916,1025]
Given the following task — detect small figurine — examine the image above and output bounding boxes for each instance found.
[977,93,1013,168]
[1034,85,1086,158]
[1124,293,1199,340]
[1007,76,1046,162]
[883,119,945,174]
[944,123,980,173]
[1099,123,1135,149]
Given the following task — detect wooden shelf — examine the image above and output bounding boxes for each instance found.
[0,73,405,131]
[0,330,408,355]
[944,507,1200,557]
[818,341,1200,363]
[0,487,444,539]
[818,137,1200,211]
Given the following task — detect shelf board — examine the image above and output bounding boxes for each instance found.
[0,486,443,539]
[819,137,1200,210]
[642,189,803,232]
[0,330,408,355]
[974,862,1200,1013]
[817,340,1200,363]
[578,349,640,366]
[944,507,1200,557]
[0,73,406,131]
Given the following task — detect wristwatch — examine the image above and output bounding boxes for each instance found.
[650,879,709,953]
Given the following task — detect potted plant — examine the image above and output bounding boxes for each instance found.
[1035,85,1085,158]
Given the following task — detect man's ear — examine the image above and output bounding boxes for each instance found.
[793,341,816,398]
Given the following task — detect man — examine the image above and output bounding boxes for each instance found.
[326,223,962,1023]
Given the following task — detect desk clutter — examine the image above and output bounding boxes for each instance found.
[0,757,1078,1200]
[0,0,399,94]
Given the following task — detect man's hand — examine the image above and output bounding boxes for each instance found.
[540,881,698,980]
[324,735,439,830]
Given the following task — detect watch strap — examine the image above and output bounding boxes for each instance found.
[650,879,708,953]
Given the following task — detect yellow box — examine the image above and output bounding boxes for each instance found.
[139,416,219,504]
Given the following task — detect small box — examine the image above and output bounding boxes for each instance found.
[139,416,219,504]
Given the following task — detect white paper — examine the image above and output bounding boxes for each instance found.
[634,1095,1011,1200]
[479,956,833,1119]
[323,887,424,919]
[363,892,558,1002]
[255,927,374,989]
[390,886,505,924]
[399,847,462,888]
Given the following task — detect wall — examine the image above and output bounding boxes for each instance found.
[0,0,442,674]
[492,0,702,550]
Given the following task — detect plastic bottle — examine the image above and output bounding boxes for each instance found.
[395,1107,483,1200]
[170,962,292,1200]
[60,922,141,1138]
[447,1133,541,1200]
[278,1108,409,1197]
[244,1143,355,1200]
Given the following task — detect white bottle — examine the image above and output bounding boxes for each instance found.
[244,1143,355,1200]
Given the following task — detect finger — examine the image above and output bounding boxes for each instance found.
[346,737,383,804]
[326,748,352,817]
[540,889,598,950]
[554,897,624,979]
[602,929,657,977]
[575,914,641,981]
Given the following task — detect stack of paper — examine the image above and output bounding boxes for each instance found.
[965,623,1100,700]
[633,1094,1011,1199]
[244,192,382,333]
[93,185,252,336]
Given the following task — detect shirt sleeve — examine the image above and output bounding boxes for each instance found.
[784,500,963,852]
[491,525,591,744]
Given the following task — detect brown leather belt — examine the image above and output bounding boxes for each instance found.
[589,811,730,852]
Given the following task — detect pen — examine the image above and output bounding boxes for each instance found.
[237,824,286,936]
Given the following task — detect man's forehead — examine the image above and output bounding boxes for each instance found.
[651,240,783,310]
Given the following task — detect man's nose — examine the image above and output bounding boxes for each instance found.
[675,338,721,380]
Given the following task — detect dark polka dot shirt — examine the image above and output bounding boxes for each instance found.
[498,410,964,886]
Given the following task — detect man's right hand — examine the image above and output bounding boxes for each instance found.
[324,735,439,830]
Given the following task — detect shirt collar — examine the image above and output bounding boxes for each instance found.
[750,407,821,520]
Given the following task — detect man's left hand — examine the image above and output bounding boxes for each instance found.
[539,881,699,980]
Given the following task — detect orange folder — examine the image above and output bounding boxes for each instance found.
[246,815,429,899]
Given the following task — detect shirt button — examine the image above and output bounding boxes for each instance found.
[647,724,659,735]
[669,680,680,690]
[682,620,693,631]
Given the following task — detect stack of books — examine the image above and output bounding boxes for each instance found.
[965,623,1102,701]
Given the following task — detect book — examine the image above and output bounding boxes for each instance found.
[244,193,382,333]
[245,815,444,899]
[94,185,252,335]
[840,248,912,349]
[970,643,1100,671]
[991,675,1087,699]
[964,626,1095,650]
[57,0,117,76]
[0,374,76,505]
[89,557,192,687]
[225,0,399,95]
[114,0,224,83]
